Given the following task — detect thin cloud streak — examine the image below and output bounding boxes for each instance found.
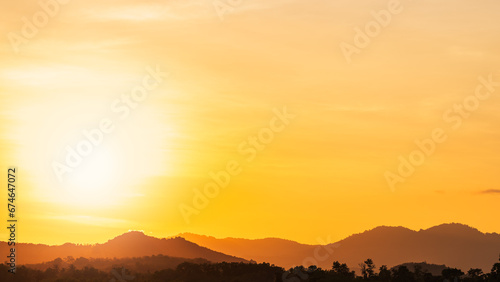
[479,189,500,194]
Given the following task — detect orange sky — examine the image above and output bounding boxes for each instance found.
[1,0,500,245]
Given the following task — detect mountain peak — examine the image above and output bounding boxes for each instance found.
[106,230,152,244]
[121,230,147,237]
[370,225,414,232]
[422,223,482,235]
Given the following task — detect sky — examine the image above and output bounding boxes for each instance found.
[1,0,500,245]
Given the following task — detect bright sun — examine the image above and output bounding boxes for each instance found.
[16,95,170,208]
[64,145,119,201]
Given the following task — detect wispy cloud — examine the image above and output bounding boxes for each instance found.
[479,189,500,194]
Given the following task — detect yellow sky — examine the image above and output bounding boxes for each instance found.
[1,0,500,245]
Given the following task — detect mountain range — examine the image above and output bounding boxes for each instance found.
[2,223,499,273]
[179,223,500,272]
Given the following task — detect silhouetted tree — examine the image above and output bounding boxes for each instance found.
[466,268,484,282]
[490,255,500,281]
[442,267,464,281]
[332,261,355,280]
[378,265,391,282]
[359,258,375,280]
[360,262,367,279]
[393,265,415,282]
[332,261,350,275]
[307,265,318,273]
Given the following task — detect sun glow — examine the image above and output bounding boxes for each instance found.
[2,0,500,246]
[63,145,119,203]
[10,83,172,208]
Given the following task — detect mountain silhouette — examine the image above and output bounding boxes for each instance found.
[3,223,499,273]
[177,233,321,269]
[179,223,500,272]
[327,223,500,272]
[0,231,247,265]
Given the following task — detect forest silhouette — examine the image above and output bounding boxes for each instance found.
[1,255,500,281]
[3,223,500,281]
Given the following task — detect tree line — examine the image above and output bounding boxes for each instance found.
[1,255,500,281]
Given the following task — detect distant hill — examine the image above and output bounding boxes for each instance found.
[179,223,500,272]
[392,262,448,276]
[0,231,247,265]
[326,223,500,272]
[24,254,211,273]
[178,233,322,269]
